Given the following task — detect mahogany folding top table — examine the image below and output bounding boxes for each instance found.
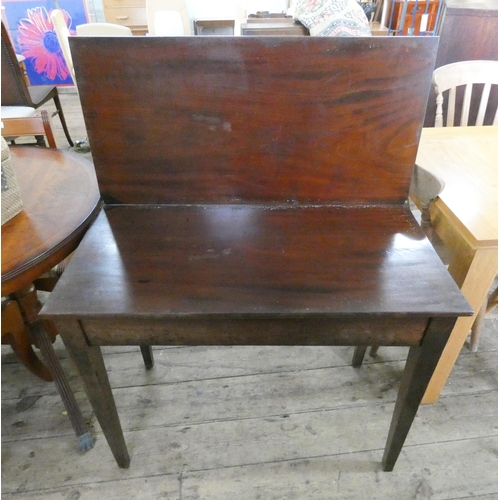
[41,36,471,471]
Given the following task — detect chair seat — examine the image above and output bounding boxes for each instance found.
[1,106,36,118]
[410,164,445,204]
[27,86,57,107]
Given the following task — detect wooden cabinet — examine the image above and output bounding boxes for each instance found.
[194,20,235,35]
[240,20,309,36]
[103,0,147,35]
[423,0,498,126]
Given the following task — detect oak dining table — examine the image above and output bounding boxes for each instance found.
[415,125,498,404]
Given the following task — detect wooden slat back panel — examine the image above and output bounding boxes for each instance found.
[70,36,438,205]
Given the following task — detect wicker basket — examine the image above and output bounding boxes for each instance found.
[1,136,23,224]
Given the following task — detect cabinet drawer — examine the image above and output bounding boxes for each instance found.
[104,6,147,27]
[105,0,144,7]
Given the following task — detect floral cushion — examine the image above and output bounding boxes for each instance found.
[295,0,372,36]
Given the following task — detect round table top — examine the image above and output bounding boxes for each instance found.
[1,147,101,296]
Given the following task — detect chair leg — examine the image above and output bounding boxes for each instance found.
[40,109,57,148]
[470,287,498,352]
[470,299,487,353]
[140,345,154,369]
[52,94,74,147]
[486,288,498,315]
[34,135,47,147]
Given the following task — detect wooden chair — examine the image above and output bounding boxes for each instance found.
[470,286,498,351]
[76,22,133,36]
[1,108,57,148]
[51,15,134,83]
[433,60,498,127]
[50,10,76,83]
[1,22,74,147]
[433,60,498,351]
[146,0,191,35]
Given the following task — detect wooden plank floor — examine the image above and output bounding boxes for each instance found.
[2,92,498,499]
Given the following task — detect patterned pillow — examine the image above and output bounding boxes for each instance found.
[295,0,372,36]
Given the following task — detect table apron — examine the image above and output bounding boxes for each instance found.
[76,316,431,346]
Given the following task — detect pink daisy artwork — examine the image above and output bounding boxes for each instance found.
[17,7,74,82]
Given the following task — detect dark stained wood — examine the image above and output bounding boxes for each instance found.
[240,21,309,35]
[382,317,457,470]
[140,345,154,369]
[80,315,428,347]
[41,36,473,471]
[56,319,130,468]
[435,2,498,68]
[1,147,101,296]
[69,36,438,206]
[351,346,367,367]
[42,205,467,319]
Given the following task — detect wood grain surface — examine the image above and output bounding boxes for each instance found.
[42,204,469,319]
[1,147,101,296]
[3,90,496,497]
[39,36,473,472]
[69,36,438,205]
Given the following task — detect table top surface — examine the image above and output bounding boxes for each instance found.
[42,204,470,319]
[416,126,498,247]
[1,147,101,296]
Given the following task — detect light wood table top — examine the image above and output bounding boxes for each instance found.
[416,126,498,248]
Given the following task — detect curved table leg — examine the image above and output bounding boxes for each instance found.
[2,299,53,381]
[10,285,95,452]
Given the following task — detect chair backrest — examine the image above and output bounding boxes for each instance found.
[76,23,133,37]
[68,36,439,206]
[433,60,499,127]
[153,11,185,36]
[146,0,191,35]
[1,22,32,107]
[50,10,75,81]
